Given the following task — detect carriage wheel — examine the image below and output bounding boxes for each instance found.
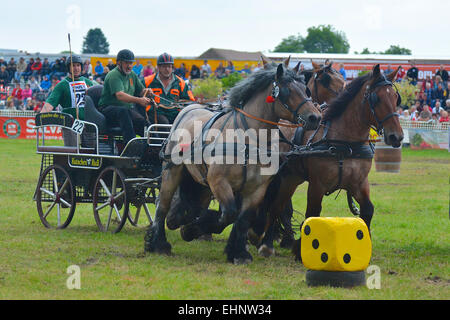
[127,186,156,227]
[92,166,129,233]
[36,164,76,229]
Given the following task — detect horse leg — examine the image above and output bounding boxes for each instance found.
[144,165,183,254]
[350,179,374,230]
[292,182,324,261]
[279,200,295,249]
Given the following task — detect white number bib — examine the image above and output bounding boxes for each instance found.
[69,80,88,110]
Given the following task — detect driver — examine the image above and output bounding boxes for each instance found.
[143,52,195,124]
[98,49,152,145]
[41,55,96,146]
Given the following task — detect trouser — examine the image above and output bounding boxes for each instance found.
[101,105,149,144]
[133,105,170,125]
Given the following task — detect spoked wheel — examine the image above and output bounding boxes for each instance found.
[36,164,76,229]
[93,166,129,233]
[127,186,157,228]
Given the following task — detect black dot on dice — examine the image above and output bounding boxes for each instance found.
[321,252,328,263]
[312,239,319,249]
[356,230,364,240]
[304,225,311,235]
[343,253,351,264]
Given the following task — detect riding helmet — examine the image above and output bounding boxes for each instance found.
[157,52,174,65]
[116,49,135,62]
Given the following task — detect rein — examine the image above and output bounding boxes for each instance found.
[234,107,303,128]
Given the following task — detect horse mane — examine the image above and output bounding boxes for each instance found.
[228,65,300,108]
[322,72,372,121]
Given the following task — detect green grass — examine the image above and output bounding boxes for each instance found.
[0,139,448,299]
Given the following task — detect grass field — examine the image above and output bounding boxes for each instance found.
[0,139,448,300]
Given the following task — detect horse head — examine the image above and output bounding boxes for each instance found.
[273,59,321,130]
[365,64,404,147]
[308,60,345,104]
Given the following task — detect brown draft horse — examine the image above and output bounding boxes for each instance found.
[253,64,404,259]
[144,58,321,264]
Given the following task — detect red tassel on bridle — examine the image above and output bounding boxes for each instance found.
[266,95,275,103]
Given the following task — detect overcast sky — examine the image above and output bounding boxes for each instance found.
[2,0,449,57]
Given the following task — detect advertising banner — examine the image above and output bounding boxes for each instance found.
[0,116,62,140]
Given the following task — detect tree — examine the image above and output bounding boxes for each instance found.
[82,28,110,54]
[273,34,304,53]
[302,25,350,54]
[383,45,411,55]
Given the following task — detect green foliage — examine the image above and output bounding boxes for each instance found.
[82,28,110,54]
[191,77,223,100]
[302,25,350,53]
[395,79,420,107]
[273,25,349,53]
[273,34,304,53]
[356,45,412,55]
[221,72,243,90]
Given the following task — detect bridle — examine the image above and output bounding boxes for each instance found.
[312,67,342,102]
[364,75,401,135]
[271,80,312,126]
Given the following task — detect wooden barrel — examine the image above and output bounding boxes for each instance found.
[374,140,402,173]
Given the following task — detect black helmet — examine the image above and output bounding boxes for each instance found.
[117,49,135,62]
[157,52,174,65]
[66,55,83,68]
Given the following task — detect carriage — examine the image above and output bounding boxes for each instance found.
[33,85,172,233]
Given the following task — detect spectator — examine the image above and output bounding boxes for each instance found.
[132,59,143,77]
[200,60,212,77]
[40,75,51,91]
[421,75,433,92]
[0,57,6,67]
[446,99,450,111]
[174,62,188,80]
[33,100,43,113]
[384,64,394,76]
[6,58,16,83]
[29,76,42,93]
[0,65,10,87]
[240,63,251,75]
[339,63,347,80]
[31,57,43,79]
[418,110,432,122]
[41,58,51,77]
[5,97,16,110]
[225,61,235,73]
[214,62,226,79]
[99,66,110,82]
[143,61,155,77]
[22,83,32,100]
[443,82,450,104]
[82,59,92,77]
[106,59,116,71]
[439,110,449,122]
[422,103,432,113]
[433,75,444,90]
[400,109,410,120]
[423,82,433,106]
[94,61,104,75]
[432,101,444,114]
[431,113,439,124]
[189,64,201,80]
[406,62,419,85]
[24,98,35,111]
[396,65,405,82]
[433,83,444,107]
[435,65,448,84]
[11,82,23,107]
[15,57,27,81]
[409,106,419,121]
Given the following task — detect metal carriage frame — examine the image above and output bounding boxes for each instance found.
[33,111,171,233]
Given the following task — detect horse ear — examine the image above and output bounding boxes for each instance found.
[326,61,333,68]
[276,63,284,81]
[311,60,321,71]
[284,56,291,68]
[372,64,381,77]
[261,56,270,69]
[293,61,301,73]
[386,66,400,82]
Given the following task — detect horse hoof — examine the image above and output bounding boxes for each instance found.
[144,226,172,255]
[258,244,275,258]
[180,224,203,242]
[228,250,253,265]
[233,257,252,265]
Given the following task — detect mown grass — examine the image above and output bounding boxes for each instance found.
[0,139,448,300]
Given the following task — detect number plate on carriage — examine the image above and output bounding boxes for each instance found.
[68,155,102,169]
[71,119,85,134]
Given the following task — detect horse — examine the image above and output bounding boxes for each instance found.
[252,64,404,259]
[144,58,322,264]
[168,59,346,250]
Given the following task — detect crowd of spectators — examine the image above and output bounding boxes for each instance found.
[1,55,448,125]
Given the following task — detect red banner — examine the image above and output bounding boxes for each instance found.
[0,116,62,140]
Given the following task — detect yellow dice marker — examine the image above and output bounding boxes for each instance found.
[301,217,372,272]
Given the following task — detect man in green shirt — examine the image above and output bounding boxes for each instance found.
[41,55,96,146]
[98,49,152,144]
